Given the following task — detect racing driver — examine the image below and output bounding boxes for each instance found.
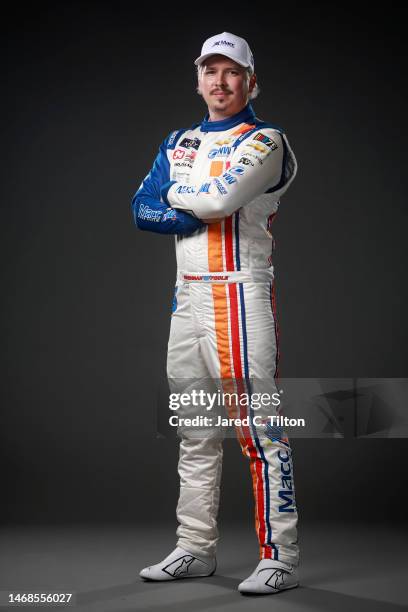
[131,32,300,595]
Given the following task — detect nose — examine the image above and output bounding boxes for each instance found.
[214,71,227,87]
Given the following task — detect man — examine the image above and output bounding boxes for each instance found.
[131,32,299,595]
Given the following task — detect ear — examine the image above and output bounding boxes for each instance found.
[248,73,257,94]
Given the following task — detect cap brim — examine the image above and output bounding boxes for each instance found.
[194,52,249,68]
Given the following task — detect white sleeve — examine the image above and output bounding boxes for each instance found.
[165,129,286,218]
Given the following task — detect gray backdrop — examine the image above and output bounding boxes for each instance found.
[1,3,407,528]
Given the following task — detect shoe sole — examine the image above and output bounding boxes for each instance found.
[239,581,299,596]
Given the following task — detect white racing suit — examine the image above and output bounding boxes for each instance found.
[132,103,299,565]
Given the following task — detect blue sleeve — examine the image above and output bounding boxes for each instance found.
[131,134,204,235]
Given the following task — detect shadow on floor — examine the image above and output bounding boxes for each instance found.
[76,576,406,611]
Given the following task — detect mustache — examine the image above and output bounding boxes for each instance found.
[211,88,232,94]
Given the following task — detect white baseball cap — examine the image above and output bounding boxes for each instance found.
[194,32,255,73]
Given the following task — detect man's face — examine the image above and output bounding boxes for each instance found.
[198,55,254,118]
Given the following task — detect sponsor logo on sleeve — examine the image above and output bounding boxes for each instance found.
[230,166,245,175]
[162,208,177,221]
[222,171,237,185]
[175,185,196,194]
[138,204,162,222]
[198,182,211,194]
[238,156,254,166]
[246,142,268,153]
[253,132,278,150]
[241,152,265,165]
[213,178,228,195]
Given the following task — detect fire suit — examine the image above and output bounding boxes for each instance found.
[131,103,299,565]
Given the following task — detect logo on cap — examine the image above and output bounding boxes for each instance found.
[212,40,235,48]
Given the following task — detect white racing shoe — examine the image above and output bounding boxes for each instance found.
[238,559,299,595]
[139,546,216,581]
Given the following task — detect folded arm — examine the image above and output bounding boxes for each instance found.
[161,129,285,219]
[131,137,204,235]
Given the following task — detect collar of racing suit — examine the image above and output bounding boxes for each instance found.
[200,103,256,132]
